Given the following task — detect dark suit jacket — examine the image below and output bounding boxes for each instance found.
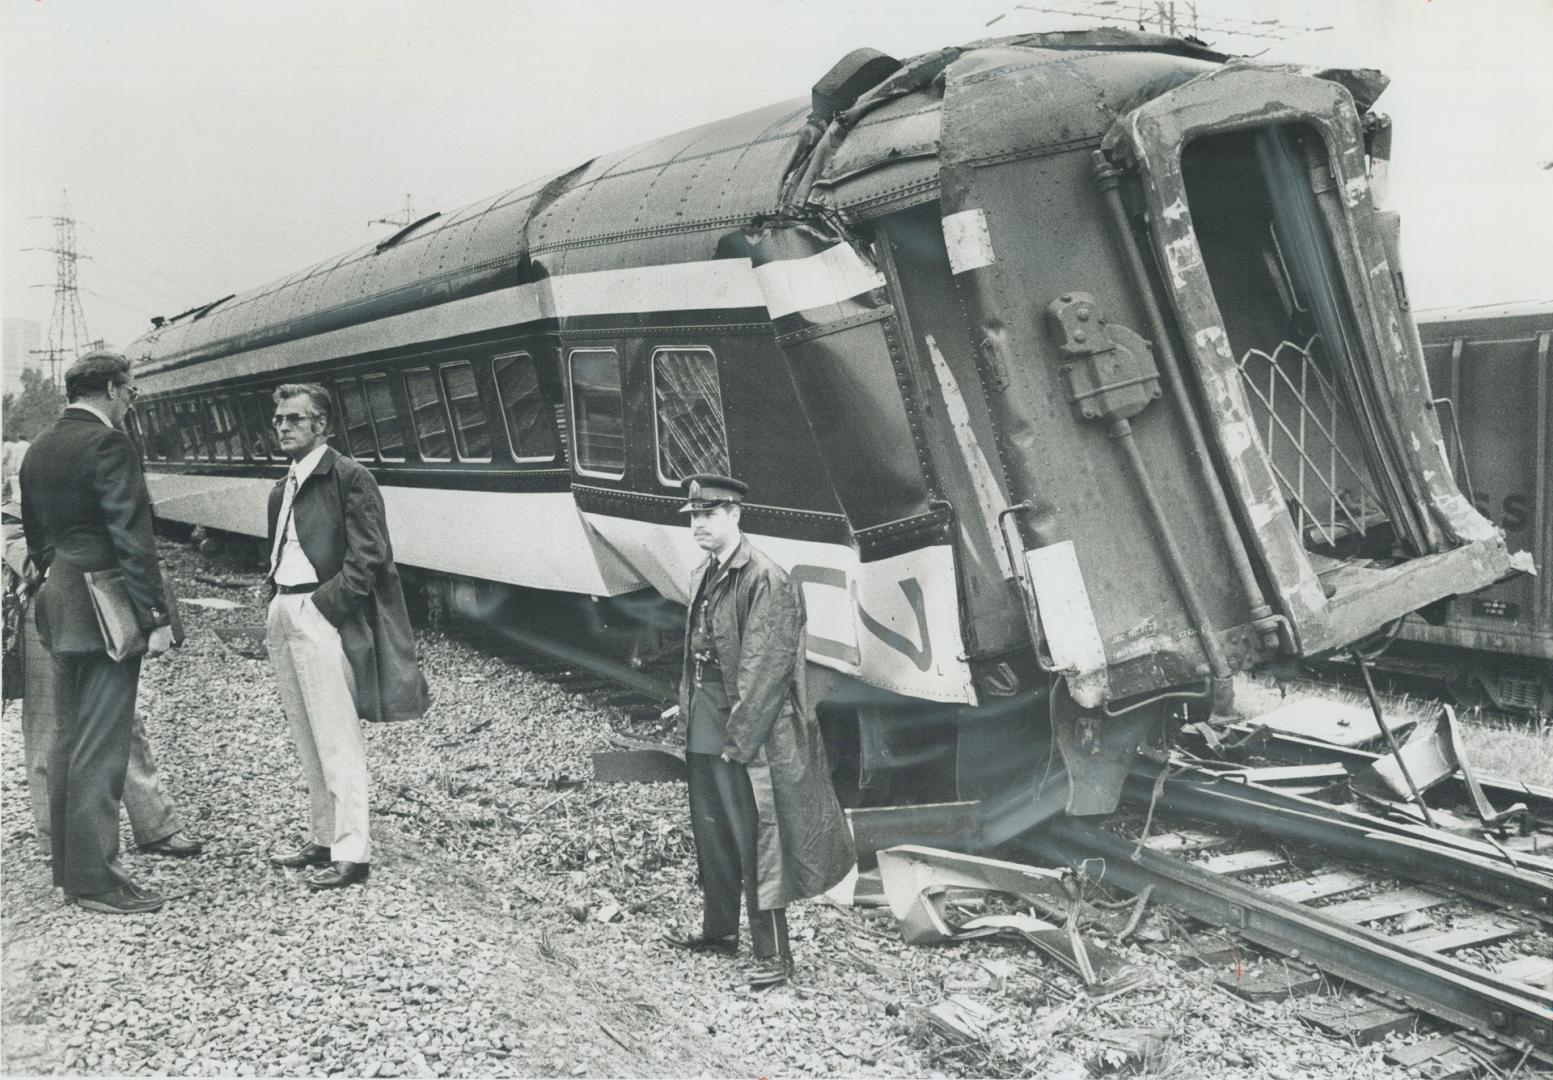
[266,447,429,722]
[20,409,170,654]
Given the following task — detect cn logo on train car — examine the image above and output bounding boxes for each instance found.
[125,31,1526,816]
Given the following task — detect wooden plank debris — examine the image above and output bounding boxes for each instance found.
[1232,763,1349,784]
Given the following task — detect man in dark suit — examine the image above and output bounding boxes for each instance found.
[263,383,428,890]
[19,351,176,915]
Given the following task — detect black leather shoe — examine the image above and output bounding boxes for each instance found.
[662,929,738,956]
[140,832,204,857]
[270,842,330,869]
[747,956,794,988]
[306,861,369,889]
[73,885,164,915]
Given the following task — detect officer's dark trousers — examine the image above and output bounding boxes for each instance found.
[686,751,790,961]
[48,650,139,896]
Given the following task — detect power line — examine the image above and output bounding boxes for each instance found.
[80,219,201,297]
[988,1,1330,50]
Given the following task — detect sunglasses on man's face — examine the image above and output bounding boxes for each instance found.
[272,413,322,429]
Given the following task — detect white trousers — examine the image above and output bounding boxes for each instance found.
[266,593,370,863]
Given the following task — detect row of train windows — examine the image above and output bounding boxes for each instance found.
[133,346,732,487]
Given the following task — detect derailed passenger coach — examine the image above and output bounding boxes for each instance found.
[126,30,1519,817]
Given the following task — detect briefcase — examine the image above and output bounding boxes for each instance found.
[83,568,185,663]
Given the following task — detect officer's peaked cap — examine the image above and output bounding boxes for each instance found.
[679,474,749,513]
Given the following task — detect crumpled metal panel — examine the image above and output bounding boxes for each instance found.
[936,49,1263,695]
[939,46,1214,170]
[810,92,943,217]
[1102,63,1512,655]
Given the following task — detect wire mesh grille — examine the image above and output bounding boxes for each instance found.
[1236,335,1387,548]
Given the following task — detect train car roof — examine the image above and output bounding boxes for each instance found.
[129,29,1234,381]
[1414,299,1553,324]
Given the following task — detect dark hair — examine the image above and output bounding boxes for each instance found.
[64,351,132,403]
[272,383,332,428]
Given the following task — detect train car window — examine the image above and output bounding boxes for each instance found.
[206,396,243,461]
[259,390,286,458]
[363,374,406,461]
[492,352,558,462]
[334,378,376,462]
[651,347,729,485]
[152,402,181,462]
[239,391,273,460]
[134,406,159,461]
[568,348,625,478]
[403,367,453,461]
[174,399,206,461]
[438,361,491,461]
[125,411,146,459]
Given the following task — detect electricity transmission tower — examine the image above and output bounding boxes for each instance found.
[28,191,94,389]
[368,194,419,230]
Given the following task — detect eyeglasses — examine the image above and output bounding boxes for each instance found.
[271,412,321,429]
[115,382,141,402]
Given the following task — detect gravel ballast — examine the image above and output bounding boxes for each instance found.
[2,542,1436,1077]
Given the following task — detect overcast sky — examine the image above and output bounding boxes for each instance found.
[3,0,1550,354]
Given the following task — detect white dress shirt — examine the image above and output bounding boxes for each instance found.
[66,402,114,428]
[273,444,329,587]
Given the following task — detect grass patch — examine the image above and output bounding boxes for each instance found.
[1454,715,1553,789]
[1228,675,1551,788]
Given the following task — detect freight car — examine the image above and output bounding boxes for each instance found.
[1367,302,1550,718]
[123,29,1517,816]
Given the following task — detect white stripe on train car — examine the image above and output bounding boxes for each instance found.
[752,243,886,319]
[144,475,637,596]
[145,468,976,704]
[139,246,886,393]
[581,512,977,705]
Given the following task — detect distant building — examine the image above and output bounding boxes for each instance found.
[2,318,44,397]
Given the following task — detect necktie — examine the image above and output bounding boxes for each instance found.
[269,469,299,576]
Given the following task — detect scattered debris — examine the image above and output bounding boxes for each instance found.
[1254,697,1417,747]
[1084,1027,1172,1075]
[1352,705,1530,835]
[876,845,1144,992]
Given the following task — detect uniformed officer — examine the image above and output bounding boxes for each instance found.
[663,474,854,988]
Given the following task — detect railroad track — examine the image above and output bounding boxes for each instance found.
[442,606,1553,1071]
[1024,760,1553,1073]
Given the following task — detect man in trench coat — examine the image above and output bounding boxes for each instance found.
[263,383,429,889]
[664,474,855,987]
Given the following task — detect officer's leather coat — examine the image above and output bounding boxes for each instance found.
[679,536,855,908]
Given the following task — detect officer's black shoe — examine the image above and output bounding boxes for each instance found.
[662,929,738,956]
[747,956,794,988]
